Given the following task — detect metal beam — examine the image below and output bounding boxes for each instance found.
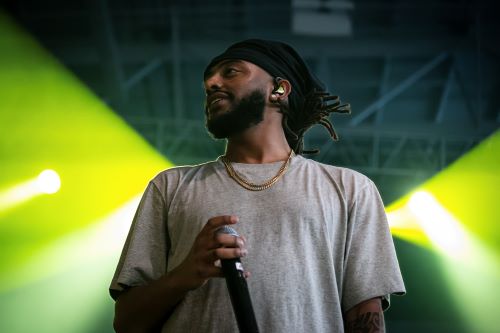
[89,0,127,109]
[349,52,449,126]
[164,122,197,156]
[411,139,437,170]
[124,58,163,91]
[315,55,331,90]
[452,61,480,127]
[54,38,468,65]
[382,137,407,168]
[371,134,380,168]
[124,115,496,142]
[156,119,165,153]
[375,56,391,124]
[148,68,170,117]
[435,62,454,123]
[343,139,367,165]
[170,7,185,120]
[336,123,495,141]
[440,138,446,170]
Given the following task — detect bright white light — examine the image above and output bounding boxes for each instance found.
[408,191,470,259]
[36,169,61,194]
[0,170,62,213]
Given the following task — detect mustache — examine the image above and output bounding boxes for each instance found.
[204,91,234,115]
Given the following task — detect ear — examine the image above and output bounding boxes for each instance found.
[270,77,292,103]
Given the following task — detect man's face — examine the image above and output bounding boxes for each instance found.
[203,60,273,138]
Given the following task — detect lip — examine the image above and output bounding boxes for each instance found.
[206,91,230,107]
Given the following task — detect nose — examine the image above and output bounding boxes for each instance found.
[204,73,222,94]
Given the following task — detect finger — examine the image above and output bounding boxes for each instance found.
[203,249,220,263]
[202,215,239,235]
[198,265,224,279]
[243,271,251,279]
[196,216,239,249]
[214,247,248,260]
[214,233,246,248]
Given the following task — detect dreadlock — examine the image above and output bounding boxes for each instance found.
[279,87,351,155]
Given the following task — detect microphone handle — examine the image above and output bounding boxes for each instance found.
[221,258,259,333]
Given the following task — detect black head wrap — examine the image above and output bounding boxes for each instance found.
[204,39,350,154]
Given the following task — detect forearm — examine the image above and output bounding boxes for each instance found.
[113,269,190,333]
[344,297,385,333]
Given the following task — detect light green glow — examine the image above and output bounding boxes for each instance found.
[387,130,500,333]
[407,191,470,259]
[0,9,171,284]
[0,177,41,213]
[0,10,171,333]
[0,199,138,332]
[0,169,61,214]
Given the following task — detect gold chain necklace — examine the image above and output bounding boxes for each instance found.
[221,150,294,191]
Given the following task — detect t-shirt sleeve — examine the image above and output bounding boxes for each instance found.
[341,179,406,312]
[109,181,169,300]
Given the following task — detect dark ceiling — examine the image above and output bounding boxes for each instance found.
[4,0,499,202]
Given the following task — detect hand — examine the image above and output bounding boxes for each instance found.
[170,215,249,291]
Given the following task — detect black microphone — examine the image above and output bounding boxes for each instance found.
[217,226,259,333]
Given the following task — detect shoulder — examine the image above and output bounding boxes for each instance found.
[295,155,373,189]
[294,156,379,208]
[149,159,221,193]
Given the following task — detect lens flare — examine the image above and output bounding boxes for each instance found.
[407,191,470,259]
[36,170,61,194]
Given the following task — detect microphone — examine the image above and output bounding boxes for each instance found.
[217,226,259,333]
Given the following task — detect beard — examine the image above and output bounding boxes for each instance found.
[205,89,266,139]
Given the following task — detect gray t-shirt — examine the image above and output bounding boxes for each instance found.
[110,155,405,332]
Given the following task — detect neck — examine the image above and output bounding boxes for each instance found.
[224,111,292,164]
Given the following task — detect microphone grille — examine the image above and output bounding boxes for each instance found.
[216,225,239,237]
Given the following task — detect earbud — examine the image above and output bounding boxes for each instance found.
[273,85,285,95]
[271,77,286,103]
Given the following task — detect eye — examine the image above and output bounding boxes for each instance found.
[223,67,238,76]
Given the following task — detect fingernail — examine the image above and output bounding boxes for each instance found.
[231,215,239,223]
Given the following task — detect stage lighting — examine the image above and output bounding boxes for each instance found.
[0,169,62,213]
[36,170,61,194]
[407,191,469,259]
[386,130,499,333]
[0,10,171,333]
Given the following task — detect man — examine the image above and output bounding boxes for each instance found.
[110,39,405,333]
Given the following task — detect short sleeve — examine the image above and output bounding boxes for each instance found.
[341,179,406,312]
[109,181,169,300]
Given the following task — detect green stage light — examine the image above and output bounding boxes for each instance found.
[388,130,500,253]
[0,10,172,333]
[0,197,140,333]
[0,178,39,213]
[387,130,500,333]
[407,191,469,259]
[0,169,60,214]
[0,8,171,283]
[36,169,61,194]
